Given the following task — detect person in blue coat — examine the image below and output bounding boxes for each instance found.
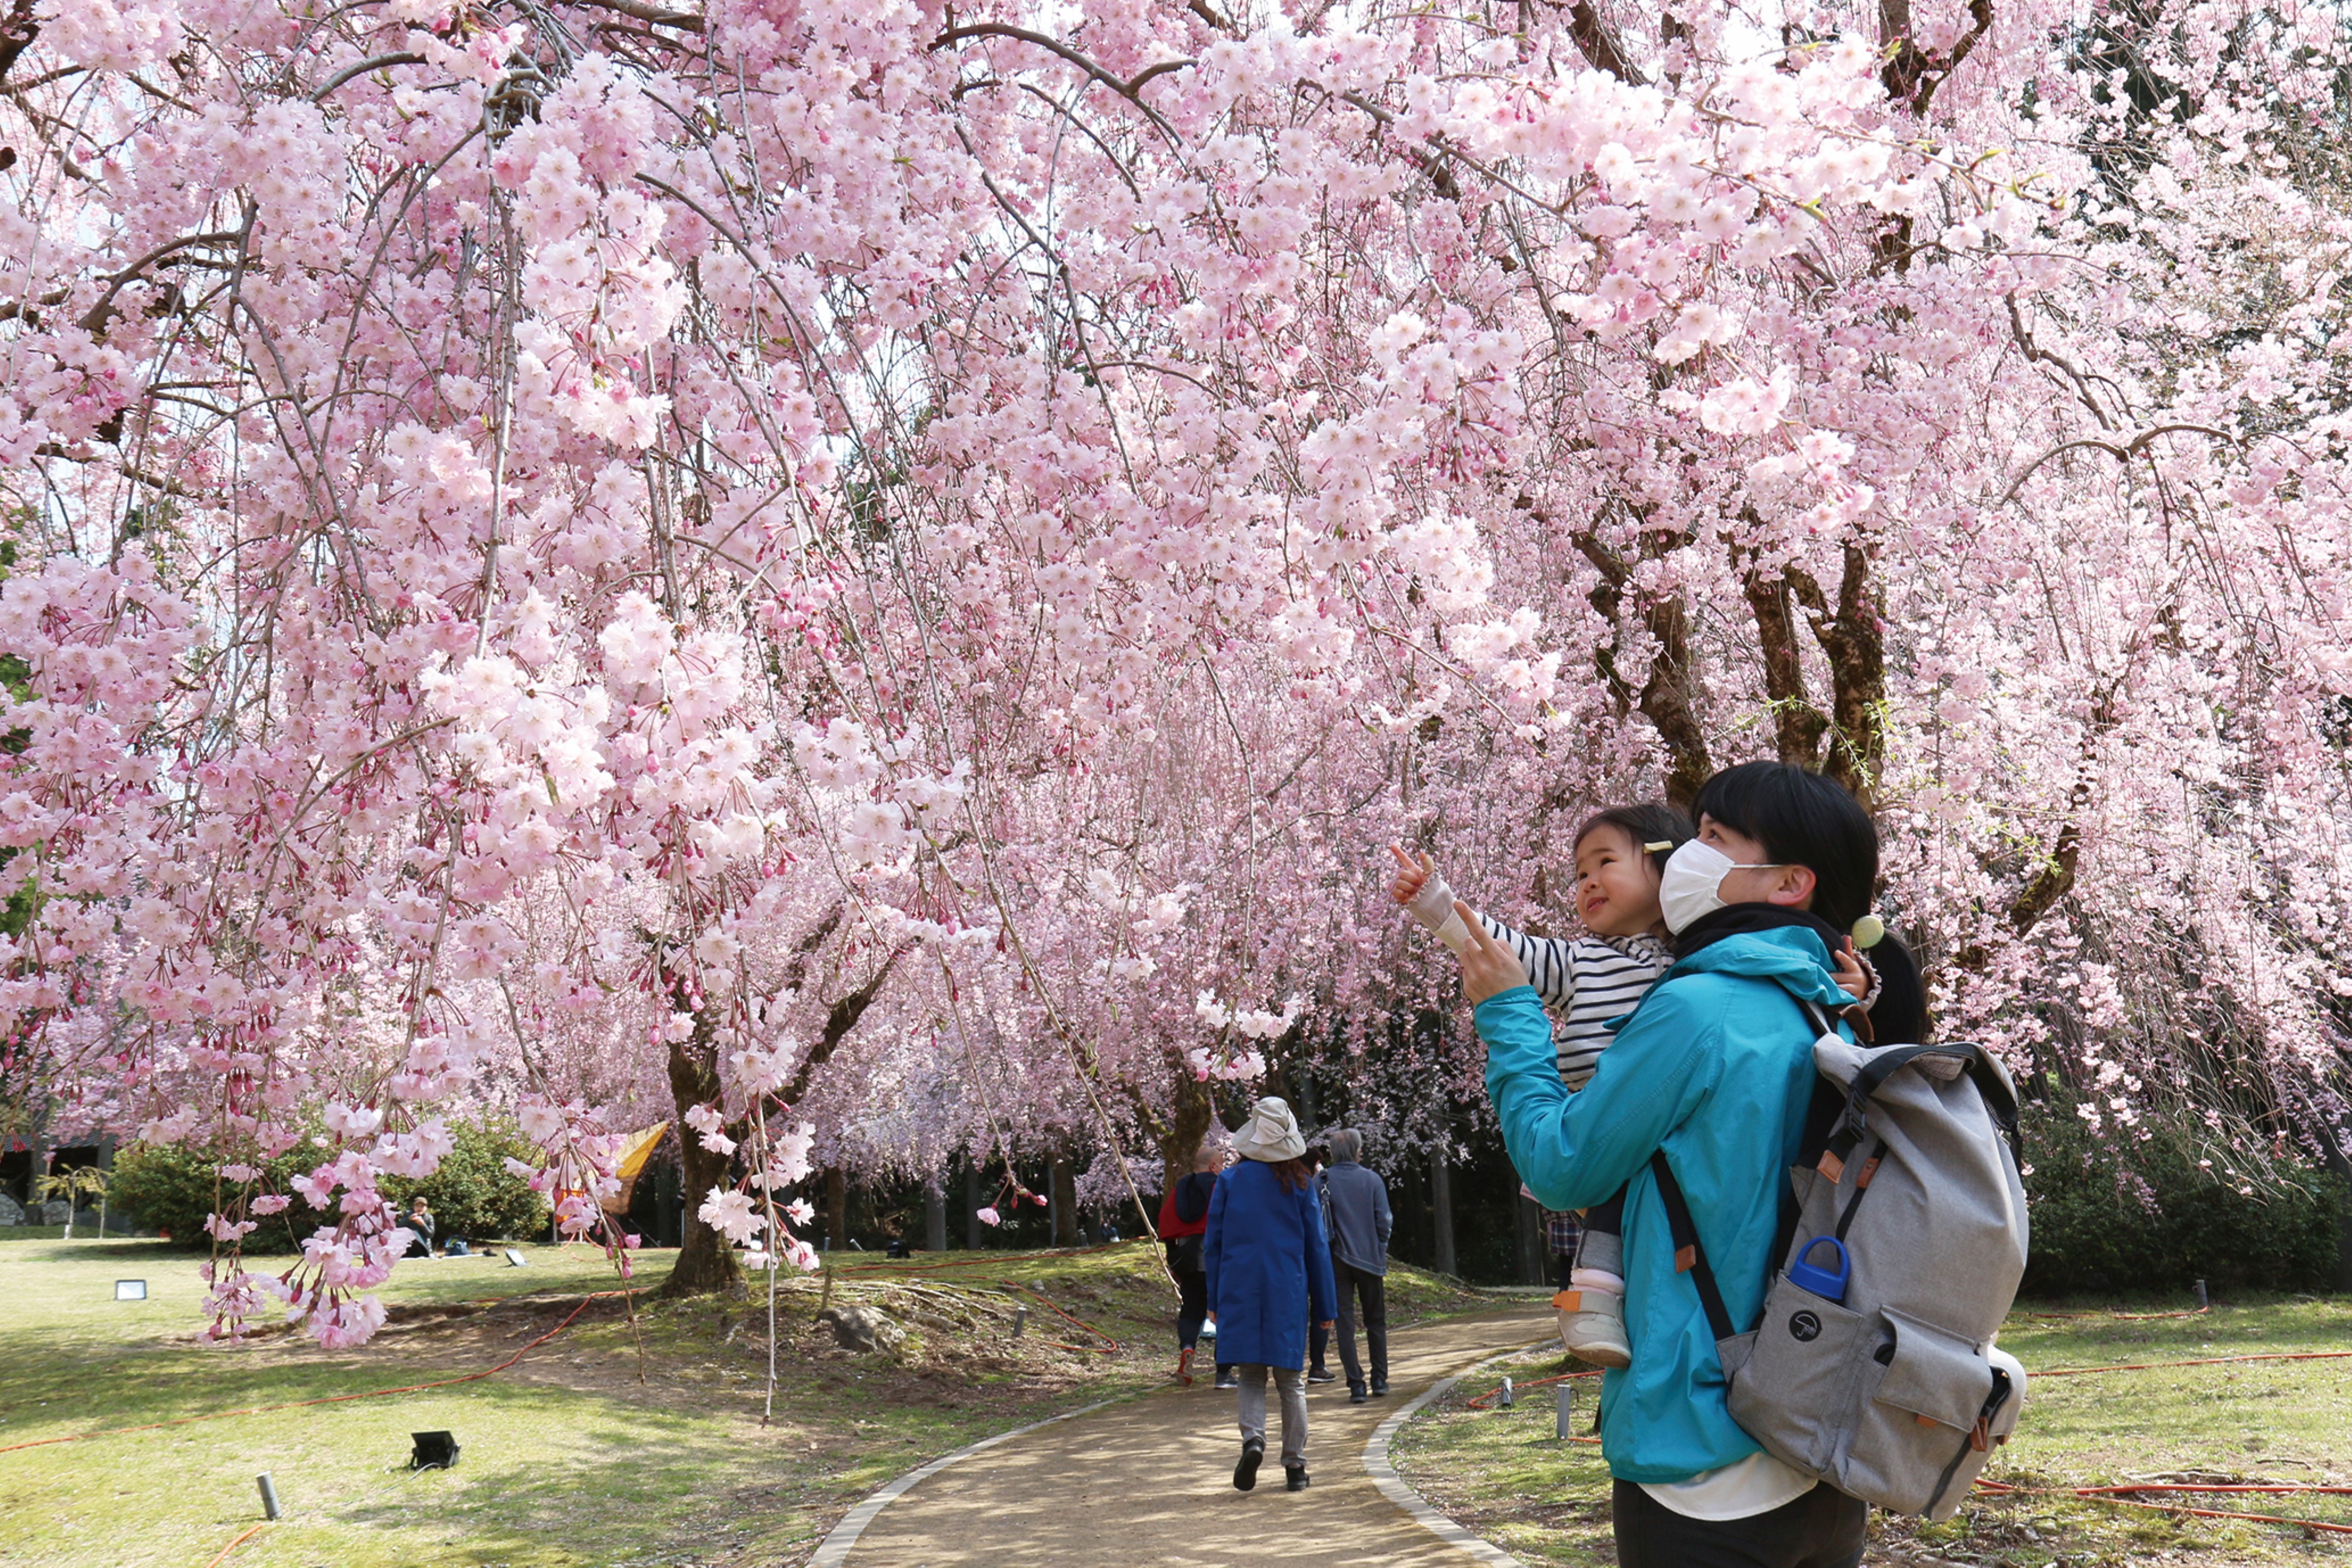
[1204,1096,1337,1494]
[1464,762,1926,1568]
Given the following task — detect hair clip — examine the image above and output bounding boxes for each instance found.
[1643,841,1673,853]
[1851,913,1886,949]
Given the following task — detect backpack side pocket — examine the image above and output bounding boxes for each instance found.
[1834,1306,1996,1515]
[1725,1280,1870,1477]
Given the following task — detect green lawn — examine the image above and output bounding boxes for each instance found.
[1391,1295,2352,1567]
[0,1236,1486,1567]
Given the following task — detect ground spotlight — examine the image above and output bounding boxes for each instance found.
[410,1431,460,1471]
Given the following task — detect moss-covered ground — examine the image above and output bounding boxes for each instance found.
[1389,1293,2352,1566]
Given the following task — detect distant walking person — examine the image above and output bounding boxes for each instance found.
[1204,1097,1336,1494]
[1158,1142,1223,1386]
[1318,1128,1393,1403]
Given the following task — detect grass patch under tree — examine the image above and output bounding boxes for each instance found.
[0,1235,1485,1567]
[1391,1294,2352,1567]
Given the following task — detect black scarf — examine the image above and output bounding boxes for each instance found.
[1671,903,1848,962]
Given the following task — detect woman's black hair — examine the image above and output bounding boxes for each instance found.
[1689,761,1927,1042]
[1572,802,1695,878]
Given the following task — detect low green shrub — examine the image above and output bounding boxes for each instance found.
[2020,1093,2350,1295]
[382,1116,550,1244]
[108,1117,550,1253]
[108,1141,310,1250]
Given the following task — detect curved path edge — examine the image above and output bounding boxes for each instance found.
[1361,1336,1557,1568]
[808,1395,1122,1567]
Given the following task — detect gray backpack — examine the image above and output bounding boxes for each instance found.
[1652,999,2029,1519]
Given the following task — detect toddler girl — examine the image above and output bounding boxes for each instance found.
[1388,804,1870,1366]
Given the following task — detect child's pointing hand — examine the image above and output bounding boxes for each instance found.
[1387,843,1434,906]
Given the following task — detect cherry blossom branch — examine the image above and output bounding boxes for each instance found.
[309,51,425,102]
[1998,423,2241,507]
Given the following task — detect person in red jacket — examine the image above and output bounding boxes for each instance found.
[1158,1142,1223,1385]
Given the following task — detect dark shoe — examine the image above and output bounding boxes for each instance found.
[1348,1385,1368,1404]
[1306,1367,1337,1384]
[1285,1464,1310,1492]
[1214,1371,1239,1390]
[1371,1380,1389,1396]
[1233,1437,1264,1492]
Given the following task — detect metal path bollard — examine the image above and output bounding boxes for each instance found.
[1557,1382,1575,1440]
[1498,1376,1514,1408]
[2195,1278,2209,1309]
[256,1474,283,1521]
[1011,1304,1027,1338]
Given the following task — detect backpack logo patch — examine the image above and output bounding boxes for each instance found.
[1788,1311,1823,1343]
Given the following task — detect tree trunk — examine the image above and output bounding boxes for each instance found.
[1430,1148,1457,1278]
[964,1159,985,1249]
[1154,1074,1218,1197]
[659,1020,743,1298]
[1050,1157,1077,1246]
[825,1166,849,1250]
[2323,1137,2352,1292]
[924,1175,947,1253]
[1516,1191,1547,1287]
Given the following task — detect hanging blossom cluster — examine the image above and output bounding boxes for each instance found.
[2,0,2350,1345]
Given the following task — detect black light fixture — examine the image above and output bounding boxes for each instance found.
[410,1431,460,1471]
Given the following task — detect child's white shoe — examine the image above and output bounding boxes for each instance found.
[1555,1287,1632,1369]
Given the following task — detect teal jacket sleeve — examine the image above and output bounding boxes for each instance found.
[1478,982,1717,1211]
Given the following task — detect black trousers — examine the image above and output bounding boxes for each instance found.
[1175,1267,1208,1350]
[1333,1258,1388,1388]
[1612,1480,1866,1568]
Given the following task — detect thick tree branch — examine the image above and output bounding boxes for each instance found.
[1566,506,1711,809]
[932,23,1192,108]
[566,0,704,32]
[1998,423,2239,507]
[1558,1,1645,85]
[1785,543,1887,809]
[311,51,426,103]
[776,944,912,1108]
[1740,559,1829,769]
[1881,0,1993,116]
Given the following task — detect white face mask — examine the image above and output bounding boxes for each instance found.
[1659,838,1788,935]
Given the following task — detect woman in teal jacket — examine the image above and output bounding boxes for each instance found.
[1464,763,1922,1568]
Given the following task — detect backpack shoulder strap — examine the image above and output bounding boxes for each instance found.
[1647,993,1843,1344]
[1648,1151,1737,1343]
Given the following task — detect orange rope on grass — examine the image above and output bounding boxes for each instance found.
[832,1238,1149,1275]
[1006,1282,1120,1353]
[1463,1367,1602,1410]
[2033,1349,2352,1378]
[1975,1478,2352,1536]
[0,1290,635,1455]
[2011,1303,2212,1322]
[201,1523,267,1567]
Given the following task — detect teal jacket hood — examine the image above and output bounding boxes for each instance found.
[1662,924,1852,1010]
[1478,921,1849,1486]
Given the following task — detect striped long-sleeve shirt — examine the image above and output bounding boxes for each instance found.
[1472,916,1671,1089]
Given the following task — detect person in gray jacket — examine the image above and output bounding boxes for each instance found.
[1317,1128,1392,1402]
